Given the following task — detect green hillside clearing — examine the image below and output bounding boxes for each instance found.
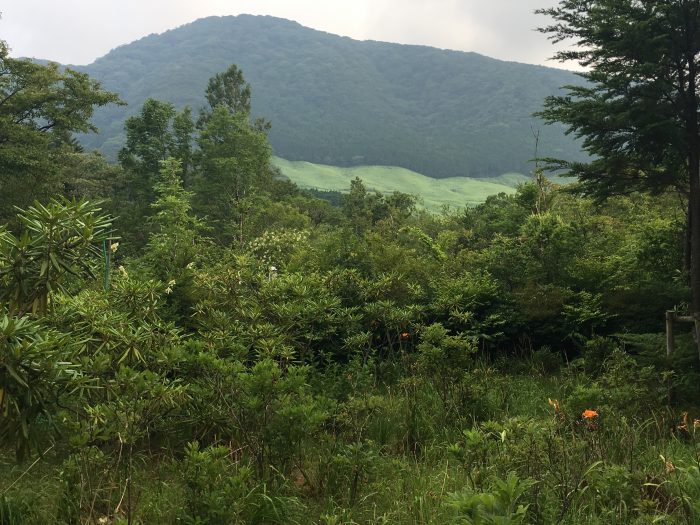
[272,157,527,211]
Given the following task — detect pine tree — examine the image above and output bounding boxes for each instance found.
[537,0,700,312]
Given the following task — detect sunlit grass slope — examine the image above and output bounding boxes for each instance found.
[473,172,532,187]
[273,157,528,212]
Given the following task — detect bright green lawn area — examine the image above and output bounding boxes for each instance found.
[272,157,529,212]
[473,172,532,187]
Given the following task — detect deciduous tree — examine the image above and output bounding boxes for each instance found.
[0,40,121,218]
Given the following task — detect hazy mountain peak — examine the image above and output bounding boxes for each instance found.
[78,15,584,177]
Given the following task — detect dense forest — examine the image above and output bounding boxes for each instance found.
[69,15,586,178]
[2,2,700,524]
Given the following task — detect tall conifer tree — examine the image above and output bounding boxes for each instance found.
[537,0,700,312]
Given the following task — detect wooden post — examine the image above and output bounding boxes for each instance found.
[665,311,700,364]
[666,311,675,357]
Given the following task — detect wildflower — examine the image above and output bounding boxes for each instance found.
[118,265,128,277]
[676,412,700,433]
[665,458,676,473]
[548,398,561,412]
[186,261,195,270]
[110,241,119,253]
[400,331,410,340]
[582,409,598,419]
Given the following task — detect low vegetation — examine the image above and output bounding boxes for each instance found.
[1,166,697,524]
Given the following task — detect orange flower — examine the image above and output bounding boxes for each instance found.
[400,332,410,339]
[548,398,561,412]
[582,409,599,419]
[665,459,676,473]
[677,413,700,433]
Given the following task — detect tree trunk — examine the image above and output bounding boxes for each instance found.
[683,45,700,367]
[686,39,700,314]
[685,199,692,275]
[689,169,700,313]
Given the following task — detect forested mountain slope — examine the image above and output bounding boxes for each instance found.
[73,15,584,178]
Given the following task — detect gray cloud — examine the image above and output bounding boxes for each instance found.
[1,0,572,68]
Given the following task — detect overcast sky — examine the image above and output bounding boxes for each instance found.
[1,0,572,68]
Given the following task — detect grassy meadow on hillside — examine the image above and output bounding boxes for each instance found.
[273,157,529,210]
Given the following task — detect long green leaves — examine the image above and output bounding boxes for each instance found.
[0,314,84,459]
[0,198,112,316]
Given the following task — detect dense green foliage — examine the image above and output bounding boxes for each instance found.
[2,160,697,524]
[536,0,700,315]
[2,8,700,525]
[73,15,586,178]
[0,42,121,220]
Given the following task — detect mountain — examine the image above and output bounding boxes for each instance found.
[73,15,585,178]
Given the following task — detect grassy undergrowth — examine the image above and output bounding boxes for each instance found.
[1,356,699,525]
